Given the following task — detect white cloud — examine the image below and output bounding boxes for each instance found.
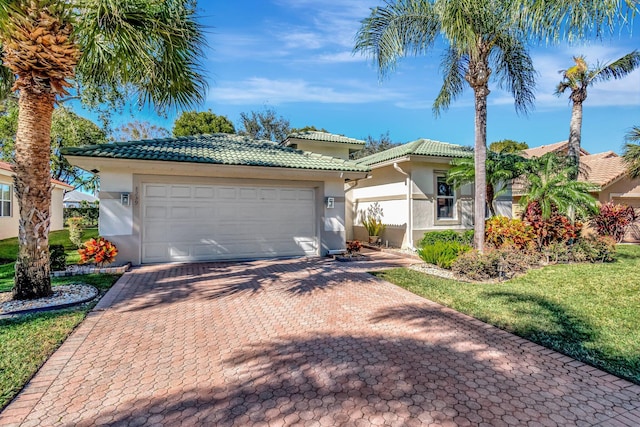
[209,77,402,105]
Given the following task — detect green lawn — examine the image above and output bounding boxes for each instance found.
[0,273,120,410]
[0,228,99,292]
[374,244,640,384]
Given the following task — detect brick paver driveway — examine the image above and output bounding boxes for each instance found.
[2,252,639,426]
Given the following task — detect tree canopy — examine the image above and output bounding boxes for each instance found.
[173,110,235,137]
[112,120,169,142]
[490,139,529,154]
[238,108,291,142]
[350,132,399,160]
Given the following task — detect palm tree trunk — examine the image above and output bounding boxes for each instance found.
[12,89,55,300]
[567,100,583,181]
[474,87,489,253]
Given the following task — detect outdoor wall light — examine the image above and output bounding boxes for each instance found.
[121,193,130,206]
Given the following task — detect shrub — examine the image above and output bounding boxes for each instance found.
[452,247,543,281]
[63,206,99,227]
[361,202,386,236]
[49,244,66,271]
[485,216,535,250]
[78,237,118,266]
[522,202,581,249]
[419,230,473,247]
[571,235,616,263]
[418,241,471,269]
[590,202,637,243]
[67,217,84,248]
[347,240,362,254]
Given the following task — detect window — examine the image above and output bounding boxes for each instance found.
[0,183,11,217]
[436,176,455,219]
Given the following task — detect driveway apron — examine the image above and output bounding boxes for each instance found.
[1,253,639,426]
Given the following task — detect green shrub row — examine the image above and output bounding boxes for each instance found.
[418,230,474,247]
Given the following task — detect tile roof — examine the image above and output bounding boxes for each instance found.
[581,154,627,188]
[355,138,472,166]
[285,131,365,146]
[522,140,590,158]
[61,133,370,173]
[0,161,72,188]
[513,149,628,195]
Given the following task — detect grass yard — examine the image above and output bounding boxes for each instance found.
[0,273,120,410]
[374,244,640,384]
[0,228,99,292]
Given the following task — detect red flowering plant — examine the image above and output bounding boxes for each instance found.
[590,202,638,242]
[347,240,362,255]
[78,237,118,266]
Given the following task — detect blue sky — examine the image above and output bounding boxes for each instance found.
[104,0,640,154]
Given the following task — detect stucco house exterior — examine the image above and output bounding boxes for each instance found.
[0,161,72,240]
[348,139,512,249]
[62,133,370,265]
[514,141,640,240]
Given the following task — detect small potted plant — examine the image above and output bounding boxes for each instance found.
[361,202,386,244]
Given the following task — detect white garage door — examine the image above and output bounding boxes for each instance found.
[142,183,318,263]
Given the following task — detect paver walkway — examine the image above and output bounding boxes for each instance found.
[1,252,639,426]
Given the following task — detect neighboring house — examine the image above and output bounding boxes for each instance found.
[348,139,512,248]
[513,141,640,240]
[63,190,98,208]
[0,161,72,240]
[62,133,370,265]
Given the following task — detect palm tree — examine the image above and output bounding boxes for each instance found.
[622,127,640,179]
[519,153,598,220]
[556,51,640,180]
[446,151,528,217]
[0,0,206,299]
[354,0,536,252]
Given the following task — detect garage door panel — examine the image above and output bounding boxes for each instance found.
[142,183,318,263]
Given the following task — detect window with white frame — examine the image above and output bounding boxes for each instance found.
[0,183,11,217]
[436,176,455,219]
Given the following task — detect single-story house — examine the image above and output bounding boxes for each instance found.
[513,141,640,240]
[0,161,72,240]
[63,189,98,208]
[62,133,370,265]
[348,139,512,248]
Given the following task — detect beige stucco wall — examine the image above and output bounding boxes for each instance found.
[50,187,66,231]
[348,158,497,249]
[0,172,18,240]
[90,159,357,265]
[0,170,67,240]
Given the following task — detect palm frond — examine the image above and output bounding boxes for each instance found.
[433,47,466,115]
[76,0,208,112]
[491,33,536,115]
[622,141,640,179]
[354,0,440,79]
[591,50,640,84]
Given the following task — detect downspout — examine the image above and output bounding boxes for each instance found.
[393,163,413,249]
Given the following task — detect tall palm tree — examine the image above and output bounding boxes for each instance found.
[0,0,206,299]
[354,0,536,252]
[622,127,640,179]
[519,153,598,220]
[446,151,528,217]
[556,51,640,180]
